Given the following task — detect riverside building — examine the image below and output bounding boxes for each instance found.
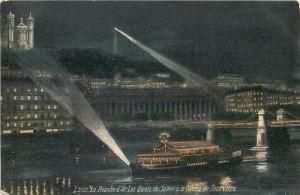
[225,87,300,113]
[1,75,73,135]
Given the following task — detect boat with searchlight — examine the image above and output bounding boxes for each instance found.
[131,132,242,174]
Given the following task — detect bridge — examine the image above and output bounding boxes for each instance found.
[200,108,300,151]
[105,108,300,150]
[187,119,300,129]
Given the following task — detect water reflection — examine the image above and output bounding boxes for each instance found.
[1,176,73,195]
[219,176,233,186]
[256,163,269,174]
[1,133,300,194]
[186,178,209,192]
[255,151,269,173]
[255,151,268,161]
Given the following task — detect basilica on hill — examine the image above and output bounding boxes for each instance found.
[5,10,34,49]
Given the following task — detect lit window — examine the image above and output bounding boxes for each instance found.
[48,122,51,127]
[53,114,57,119]
[20,105,24,110]
[13,96,17,100]
[28,123,31,127]
[14,115,18,119]
[28,96,31,100]
[27,114,30,118]
[13,88,17,92]
[20,123,24,128]
[60,121,64,125]
[13,123,17,127]
[6,123,10,127]
[34,96,38,100]
[54,105,57,109]
[48,105,51,109]
[34,114,38,119]
[34,105,38,109]
[41,88,44,92]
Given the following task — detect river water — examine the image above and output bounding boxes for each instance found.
[1,128,300,194]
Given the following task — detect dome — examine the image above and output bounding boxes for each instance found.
[16,19,28,30]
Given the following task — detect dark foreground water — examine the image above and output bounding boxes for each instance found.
[1,129,300,195]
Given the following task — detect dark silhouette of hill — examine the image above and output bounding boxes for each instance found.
[2,47,182,81]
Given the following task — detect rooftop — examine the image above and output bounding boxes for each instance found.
[166,141,217,149]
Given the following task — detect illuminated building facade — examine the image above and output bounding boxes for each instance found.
[90,88,219,120]
[216,73,289,92]
[69,73,184,89]
[216,73,246,90]
[1,80,73,135]
[1,67,51,79]
[88,78,184,89]
[225,87,300,113]
[1,67,218,127]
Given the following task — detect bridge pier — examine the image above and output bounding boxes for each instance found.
[206,123,215,143]
[251,109,268,151]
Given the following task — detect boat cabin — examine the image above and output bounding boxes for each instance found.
[137,140,221,165]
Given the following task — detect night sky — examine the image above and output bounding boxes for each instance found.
[1,1,299,84]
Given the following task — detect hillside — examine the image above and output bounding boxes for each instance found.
[1,47,183,81]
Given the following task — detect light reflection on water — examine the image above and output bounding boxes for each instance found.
[255,151,269,173]
[255,151,268,161]
[186,178,209,192]
[2,177,72,195]
[256,163,269,173]
[1,133,300,194]
[219,176,233,186]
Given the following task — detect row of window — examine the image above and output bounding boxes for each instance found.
[9,95,49,101]
[226,92,264,98]
[267,96,295,100]
[4,112,70,120]
[235,103,263,108]
[3,104,59,110]
[4,120,71,128]
[266,102,294,106]
[19,104,58,110]
[90,84,170,89]
[4,88,45,93]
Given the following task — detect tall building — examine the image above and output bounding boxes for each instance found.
[1,68,73,135]
[1,81,73,135]
[6,11,34,49]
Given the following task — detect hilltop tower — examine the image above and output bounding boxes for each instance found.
[27,12,34,49]
[7,10,15,48]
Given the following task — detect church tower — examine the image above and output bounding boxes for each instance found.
[7,10,15,48]
[27,12,34,49]
[16,17,29,49]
